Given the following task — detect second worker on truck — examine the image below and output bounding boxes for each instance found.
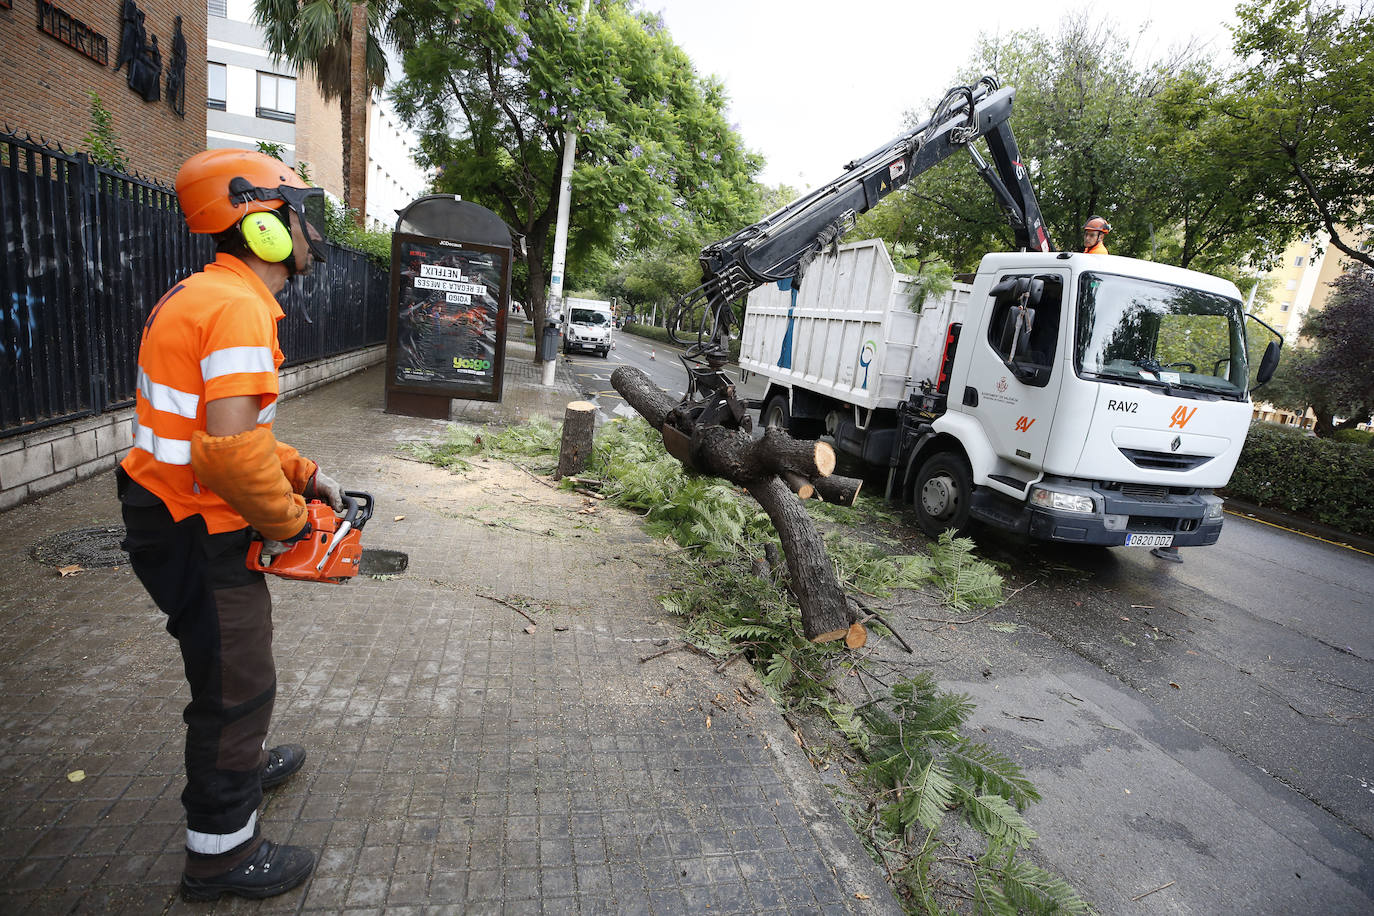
[1082,216,1111,254]
[117,149,349,901]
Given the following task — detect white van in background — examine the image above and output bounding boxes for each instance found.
[562,297,615,358]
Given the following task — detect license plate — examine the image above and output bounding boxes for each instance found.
[1125,533,1173,548]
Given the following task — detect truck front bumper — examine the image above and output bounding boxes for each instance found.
[974,478,1225,547]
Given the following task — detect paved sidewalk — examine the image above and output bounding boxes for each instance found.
[0,340,900,914]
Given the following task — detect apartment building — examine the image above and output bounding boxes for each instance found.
[206,0,427,226]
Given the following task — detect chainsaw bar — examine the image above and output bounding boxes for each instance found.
[358,549,409,576]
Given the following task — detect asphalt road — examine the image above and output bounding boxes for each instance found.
[574,328,1374,913]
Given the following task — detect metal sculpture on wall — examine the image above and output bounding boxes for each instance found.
[114,0,162,103]
[165,16,186,117]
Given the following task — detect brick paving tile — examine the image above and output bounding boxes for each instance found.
[0,338,899,914]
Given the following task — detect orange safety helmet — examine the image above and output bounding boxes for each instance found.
[176,149,308,234]
[1083,216,1111,234]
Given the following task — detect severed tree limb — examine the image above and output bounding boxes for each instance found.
[814,474,862,507]
[612,365,856,643]
[782,471,815,500]
[744,473,852,642]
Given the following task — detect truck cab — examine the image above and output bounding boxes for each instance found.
[918,251,1257,547]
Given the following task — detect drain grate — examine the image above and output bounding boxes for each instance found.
[30,526,128,569]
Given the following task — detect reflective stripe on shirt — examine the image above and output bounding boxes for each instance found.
[137,368,199,419]
[201,346,275,382]
[132,419,192,465]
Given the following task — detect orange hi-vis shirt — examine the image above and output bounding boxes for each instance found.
[1084,241,1109,255]
[121,253,287,533]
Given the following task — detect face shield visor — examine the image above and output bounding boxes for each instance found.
[231,182,330,262]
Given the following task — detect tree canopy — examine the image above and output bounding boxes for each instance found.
[388,0,762,350]
[1225,0,1374,269]
[849,3,1374,279]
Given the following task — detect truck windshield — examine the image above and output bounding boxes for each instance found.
[570,309,608,326]
[1075,272,1249,399]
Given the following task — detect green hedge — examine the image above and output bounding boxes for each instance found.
[621,323,742,361]
[1225,422,1374,536]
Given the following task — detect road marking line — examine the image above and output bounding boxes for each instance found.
[1225,509,1374,557]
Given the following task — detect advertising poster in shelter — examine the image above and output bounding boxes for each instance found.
[387,233,508,402]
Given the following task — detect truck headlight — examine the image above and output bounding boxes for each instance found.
[1029,486,1095,514]
[1205,502,1224,521]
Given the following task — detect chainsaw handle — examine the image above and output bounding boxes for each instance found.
[341,490,373,531]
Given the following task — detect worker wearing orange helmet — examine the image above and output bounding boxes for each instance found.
[1082,216,1111,254]
[117,149,345,901]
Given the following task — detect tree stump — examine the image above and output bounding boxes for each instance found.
[610,366,859,643]
[556,401,596,480]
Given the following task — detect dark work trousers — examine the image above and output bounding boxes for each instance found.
[118,468,275,853]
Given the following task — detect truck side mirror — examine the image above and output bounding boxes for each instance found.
[1255,339,1281,387]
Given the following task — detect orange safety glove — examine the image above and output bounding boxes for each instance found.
[191,426,310,541]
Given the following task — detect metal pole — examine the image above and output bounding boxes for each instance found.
[542,0,591,388]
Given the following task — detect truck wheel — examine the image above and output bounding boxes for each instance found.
[914,452,972,537]
[761,394,791,430]
[762,394,825,439]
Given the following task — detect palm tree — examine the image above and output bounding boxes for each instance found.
[253,0,387,226]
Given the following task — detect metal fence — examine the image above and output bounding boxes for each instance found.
[0,129,390,439]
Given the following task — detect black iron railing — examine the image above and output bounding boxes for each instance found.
[0,128,389,439]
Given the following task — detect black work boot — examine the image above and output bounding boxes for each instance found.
[180,839,315,901]
[261,744,306,789]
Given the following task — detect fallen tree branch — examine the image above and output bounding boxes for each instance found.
[477,592,537,624]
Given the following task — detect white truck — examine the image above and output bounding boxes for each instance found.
[740,238,1281,546]
[561,296,615,358]
[664,78,1282,548]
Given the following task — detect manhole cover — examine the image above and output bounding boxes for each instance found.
[30,526,127,569]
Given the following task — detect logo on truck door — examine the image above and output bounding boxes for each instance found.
[1015,416,1036,432]
[1169,406,1198,429]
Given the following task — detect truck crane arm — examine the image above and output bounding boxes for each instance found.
[671,77,1053,358]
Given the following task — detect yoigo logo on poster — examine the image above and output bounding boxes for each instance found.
[452,357,491,372]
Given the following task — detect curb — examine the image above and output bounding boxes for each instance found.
[1223,497,1374,554]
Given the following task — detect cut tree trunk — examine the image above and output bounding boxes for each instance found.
[556,401,596,480]
[610,366,859,643]
[814,474,862,507]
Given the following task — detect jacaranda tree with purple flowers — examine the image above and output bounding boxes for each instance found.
[389,0,763,357]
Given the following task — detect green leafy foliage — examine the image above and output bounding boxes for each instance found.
[857,673,1083,914]
[81,92,129,172]
[388,0,763,324]
[1226,421,1374,536]
[976,845,1091,915]
[927,532,1004,611]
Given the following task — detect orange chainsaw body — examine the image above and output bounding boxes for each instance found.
[246,491,373,583]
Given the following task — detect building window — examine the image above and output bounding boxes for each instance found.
[207,62,227,110]
[208,0,226,16]
[257,73,296,122]
[1280,302,1291,312]
[1294,255,1305,267]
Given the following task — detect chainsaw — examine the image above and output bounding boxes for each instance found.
[246,490,374,583]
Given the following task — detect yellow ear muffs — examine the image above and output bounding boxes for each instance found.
[240,211,293,262]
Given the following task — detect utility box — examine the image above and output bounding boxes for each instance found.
[385,196,514,418]
[540,323,560,361]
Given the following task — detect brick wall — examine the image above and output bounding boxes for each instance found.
[0,0,206,184]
